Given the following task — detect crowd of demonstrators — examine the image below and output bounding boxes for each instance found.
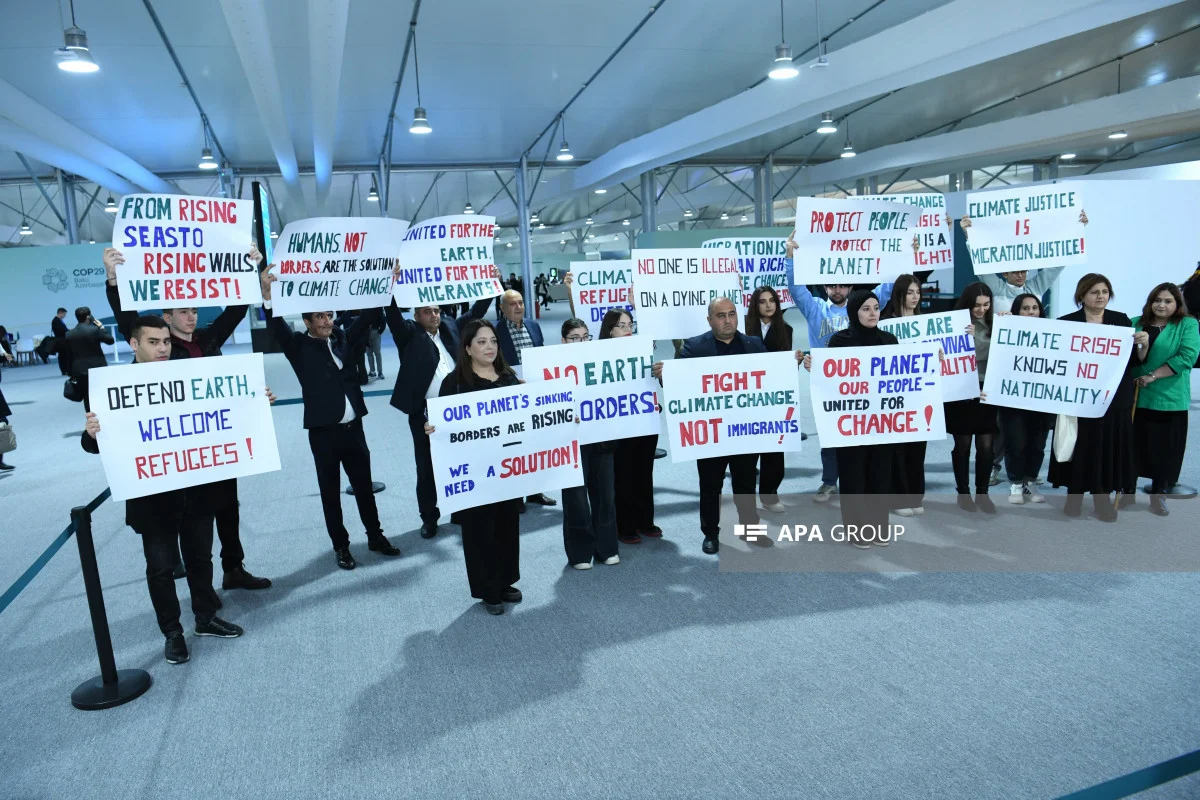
[945,282,998,513]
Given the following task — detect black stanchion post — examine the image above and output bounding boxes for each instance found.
[70,506,152,711]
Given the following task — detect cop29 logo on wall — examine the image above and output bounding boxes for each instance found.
[42,268,69,293]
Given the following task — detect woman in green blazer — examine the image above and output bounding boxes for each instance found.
[1132,282,1199,516]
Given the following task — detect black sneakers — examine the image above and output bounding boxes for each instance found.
[164,633,189,664]
[195,617,244,638]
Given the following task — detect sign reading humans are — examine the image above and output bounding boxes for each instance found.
[426,379,584,515]
[631,248,743,340]
[877,309,978,402]
[522,336,660,445]
[269,217,410,315]
[856,193,953,270]
[982,315,1131,417]
[113,194,260,310]
[700,237,793,311]
[966,184,1088,274]
[810,342,946,446]
[392,215,502,306]
[662,350,802,462]
[790,197,920,284]
[88,353,281,501]
[570,261,634,326]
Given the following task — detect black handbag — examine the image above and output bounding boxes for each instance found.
[63,377,83,403]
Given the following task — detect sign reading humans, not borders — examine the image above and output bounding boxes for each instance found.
[631,248,742,340]
[392,215,502,306]
[966,184,1088,274]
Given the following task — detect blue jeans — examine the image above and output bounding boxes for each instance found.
[820,447,838,486]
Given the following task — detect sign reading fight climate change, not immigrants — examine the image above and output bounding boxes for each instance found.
[88,353,281,502]
[631,248,742,340]
[966,184,1088,274]
[113,194,260,311]
[790,197,921,284]
[700,237,793,311]
[877,309,978,402]
[570,261,634,326]
[392,215,502,306]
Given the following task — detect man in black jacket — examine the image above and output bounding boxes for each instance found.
[49,308,69,370]
[261,271,400,570]
[103,247,270,592]
[81,315,243,665]
[66,306,115,411]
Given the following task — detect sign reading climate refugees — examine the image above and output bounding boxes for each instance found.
[113,194,259,311]
[662,350,801,462]
[790,197,920,284]
[522,337,660,445]
[570,260,634,326]
[88,353,281,502]
[700,237,793,311]
[426,379,584,515]
[982,314,1131,417]
[966,184,1087,274]
[631,248,742,340]
[810,342,946,446]
[392,215,502,306]
[268,217,409,315]
[856,193,953,270]
[877,309,978,402]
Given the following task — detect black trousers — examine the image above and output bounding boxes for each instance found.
[77,373,92,412]
[697,453,759,539]
[141,512,220,636]
[891,441,927,508]
[460,499,520,604]
[835,444,894,533]
[409,413,439,524]
[759,451,785,502]
[998,408,1048,484]
[213,479,244,572]
[562,445,618,564]
[307,419,382,549]
[614,433,657,537]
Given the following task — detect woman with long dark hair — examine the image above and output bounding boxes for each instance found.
[745,285,794,512]
[1132,282,1198,516]
[879,274,922,321]
[999,293,1051,505]
[945,282,997,513]
[879,275,926,515]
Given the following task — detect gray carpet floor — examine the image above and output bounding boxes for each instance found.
[1,303,1198,799]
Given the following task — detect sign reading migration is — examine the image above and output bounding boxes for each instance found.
[662,350,802,462]
[965,184,1088,274]
[631,248,743,340]
[700,237,793,311]
[790,197,921,284]
[570,261,634,326]
[112,194,259,311]
[268,217,409,315]
[856,193,953,270]
[88,353,281,502]
[810,342,946,446]
[392,215,502,306]
[982,314,1131,417]
[877,309,978,402]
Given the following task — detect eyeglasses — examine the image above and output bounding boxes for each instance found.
[613,322,633,331]
[565,334,592,342]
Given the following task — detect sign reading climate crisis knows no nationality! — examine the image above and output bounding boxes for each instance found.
[790,197,921,284]
[113,194,260,311]
[268,217,410,315]
[856,193,953,270]
[87,353,281,502]
[630,248,743,340]
[700,237,794,311]
[966,184,1088,274]
[570,261,634,326]
[425,378,584,515]
[392,215,503,306]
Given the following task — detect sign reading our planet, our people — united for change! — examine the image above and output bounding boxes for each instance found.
[790,197,922,284]
[113,194,260,311]
[965,184,1088,275]
[631,248,743,340]
[391,215,502,306]
[700,237,793,311]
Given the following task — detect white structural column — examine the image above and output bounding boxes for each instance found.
[309,0,350,212]
[0,122,140,196]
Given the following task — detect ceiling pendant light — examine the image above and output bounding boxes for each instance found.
[1060,153,1077,160]
[104,196,117,213]
[367,177,379,202]
[506,242,513,247]
[531,212,539,223]
[17,187,33,236]
[537,223,546,229]
[409,24,432,134]
[585,216,593,224]
[840,119,856,157]
[594,188,607,194]
[720,212,729,220]
[1108,130,1128,140]
[810,2,829,68]
[768,0,799,80]
[198,147,217,170]
[270,230,279,240]
[556,115,574,161]
[684,208,693,217]
[741,214,748,222]
[622,218,630,226]
[816,113,837,134]
[1106,58,1127,140]
[19,220,33,236]
[56,2,99,73]
[463,172,474,214]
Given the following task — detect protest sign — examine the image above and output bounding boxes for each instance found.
[790,197,920,284]
[856,193,953,270]
[965,184,1087,274]
[268,217,409,315]
[662,350,802,462]
[877,309,978,402]
[426,379,584,514]
[570,260,634,327]
[982,314,1130,417]
[631,248,743,340]
[700,237,793,311]
[392,215,502,306]
[112,194,259,311]
[810,341,946,446]
[88,353,281,502]
[522,336,660,445]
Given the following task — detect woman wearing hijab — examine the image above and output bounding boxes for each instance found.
[745,285,794,512]
[945,282,997,513]
[879,275,926,515]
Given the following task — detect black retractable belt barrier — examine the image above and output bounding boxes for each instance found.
[69,506,152,711]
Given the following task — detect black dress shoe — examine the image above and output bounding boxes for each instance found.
[367,535,401,556]
[334,547,357,570]
[195,617,244,638]
[420,521,438,539]
[483,601,505,615]
[526,492,557,507]
[0,461,14,471]
[222,565,272,590]
[641,525,663,538]
[501,586,522,603]
[450,512,462,525]
[702,537,719,555]
[164,633,189,664]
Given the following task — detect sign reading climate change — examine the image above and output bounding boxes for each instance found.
[877,309,978,402]
[857,193,953,270]
[392,215,502,306]
[810,342,946,446]
[113,194,259,311]
[268,217,410,315]
[631,248,742,340]
[570,261,634,326]
[700,237,793,311]
[790,197,921,284]
[88,353,281,502]
[966,185,1088,274]
[426,379,584,515]
[982,315,1131,417]
[662,351,802,462]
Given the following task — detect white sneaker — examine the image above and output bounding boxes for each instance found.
[989,467,1002,487]
[814,484,837,503]
[1023,482,1045,504]
[912,506,925,515]
[1008,483,1025,504]
[571,562,592,570]
[602,555,620,565]
[875,535,891,547]
[1034,476,1045,486]
[761,501,787,513]
[894,508,915,517]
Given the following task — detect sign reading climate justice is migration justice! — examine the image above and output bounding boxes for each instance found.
[631,248,743,340]
[966,184,1088,275]
[982,314,1131,417]
[877,309,978,402]
[426,379,584,515]
[88,353,281,502]
[662,350,802,462]
[790,197,922,284]
[391,215,502,306]
[113,194,260,311]
[700,237,793,311]
[268,217,410,315]
[522,336,660,445]
[570,260,634,326]
[810,341,947,446]
[857,193,954,270]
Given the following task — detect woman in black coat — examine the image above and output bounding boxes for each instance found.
[879,275,927,515]
[745,285,794,512]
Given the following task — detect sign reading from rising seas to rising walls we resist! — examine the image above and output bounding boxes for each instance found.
[391,215,503,306]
